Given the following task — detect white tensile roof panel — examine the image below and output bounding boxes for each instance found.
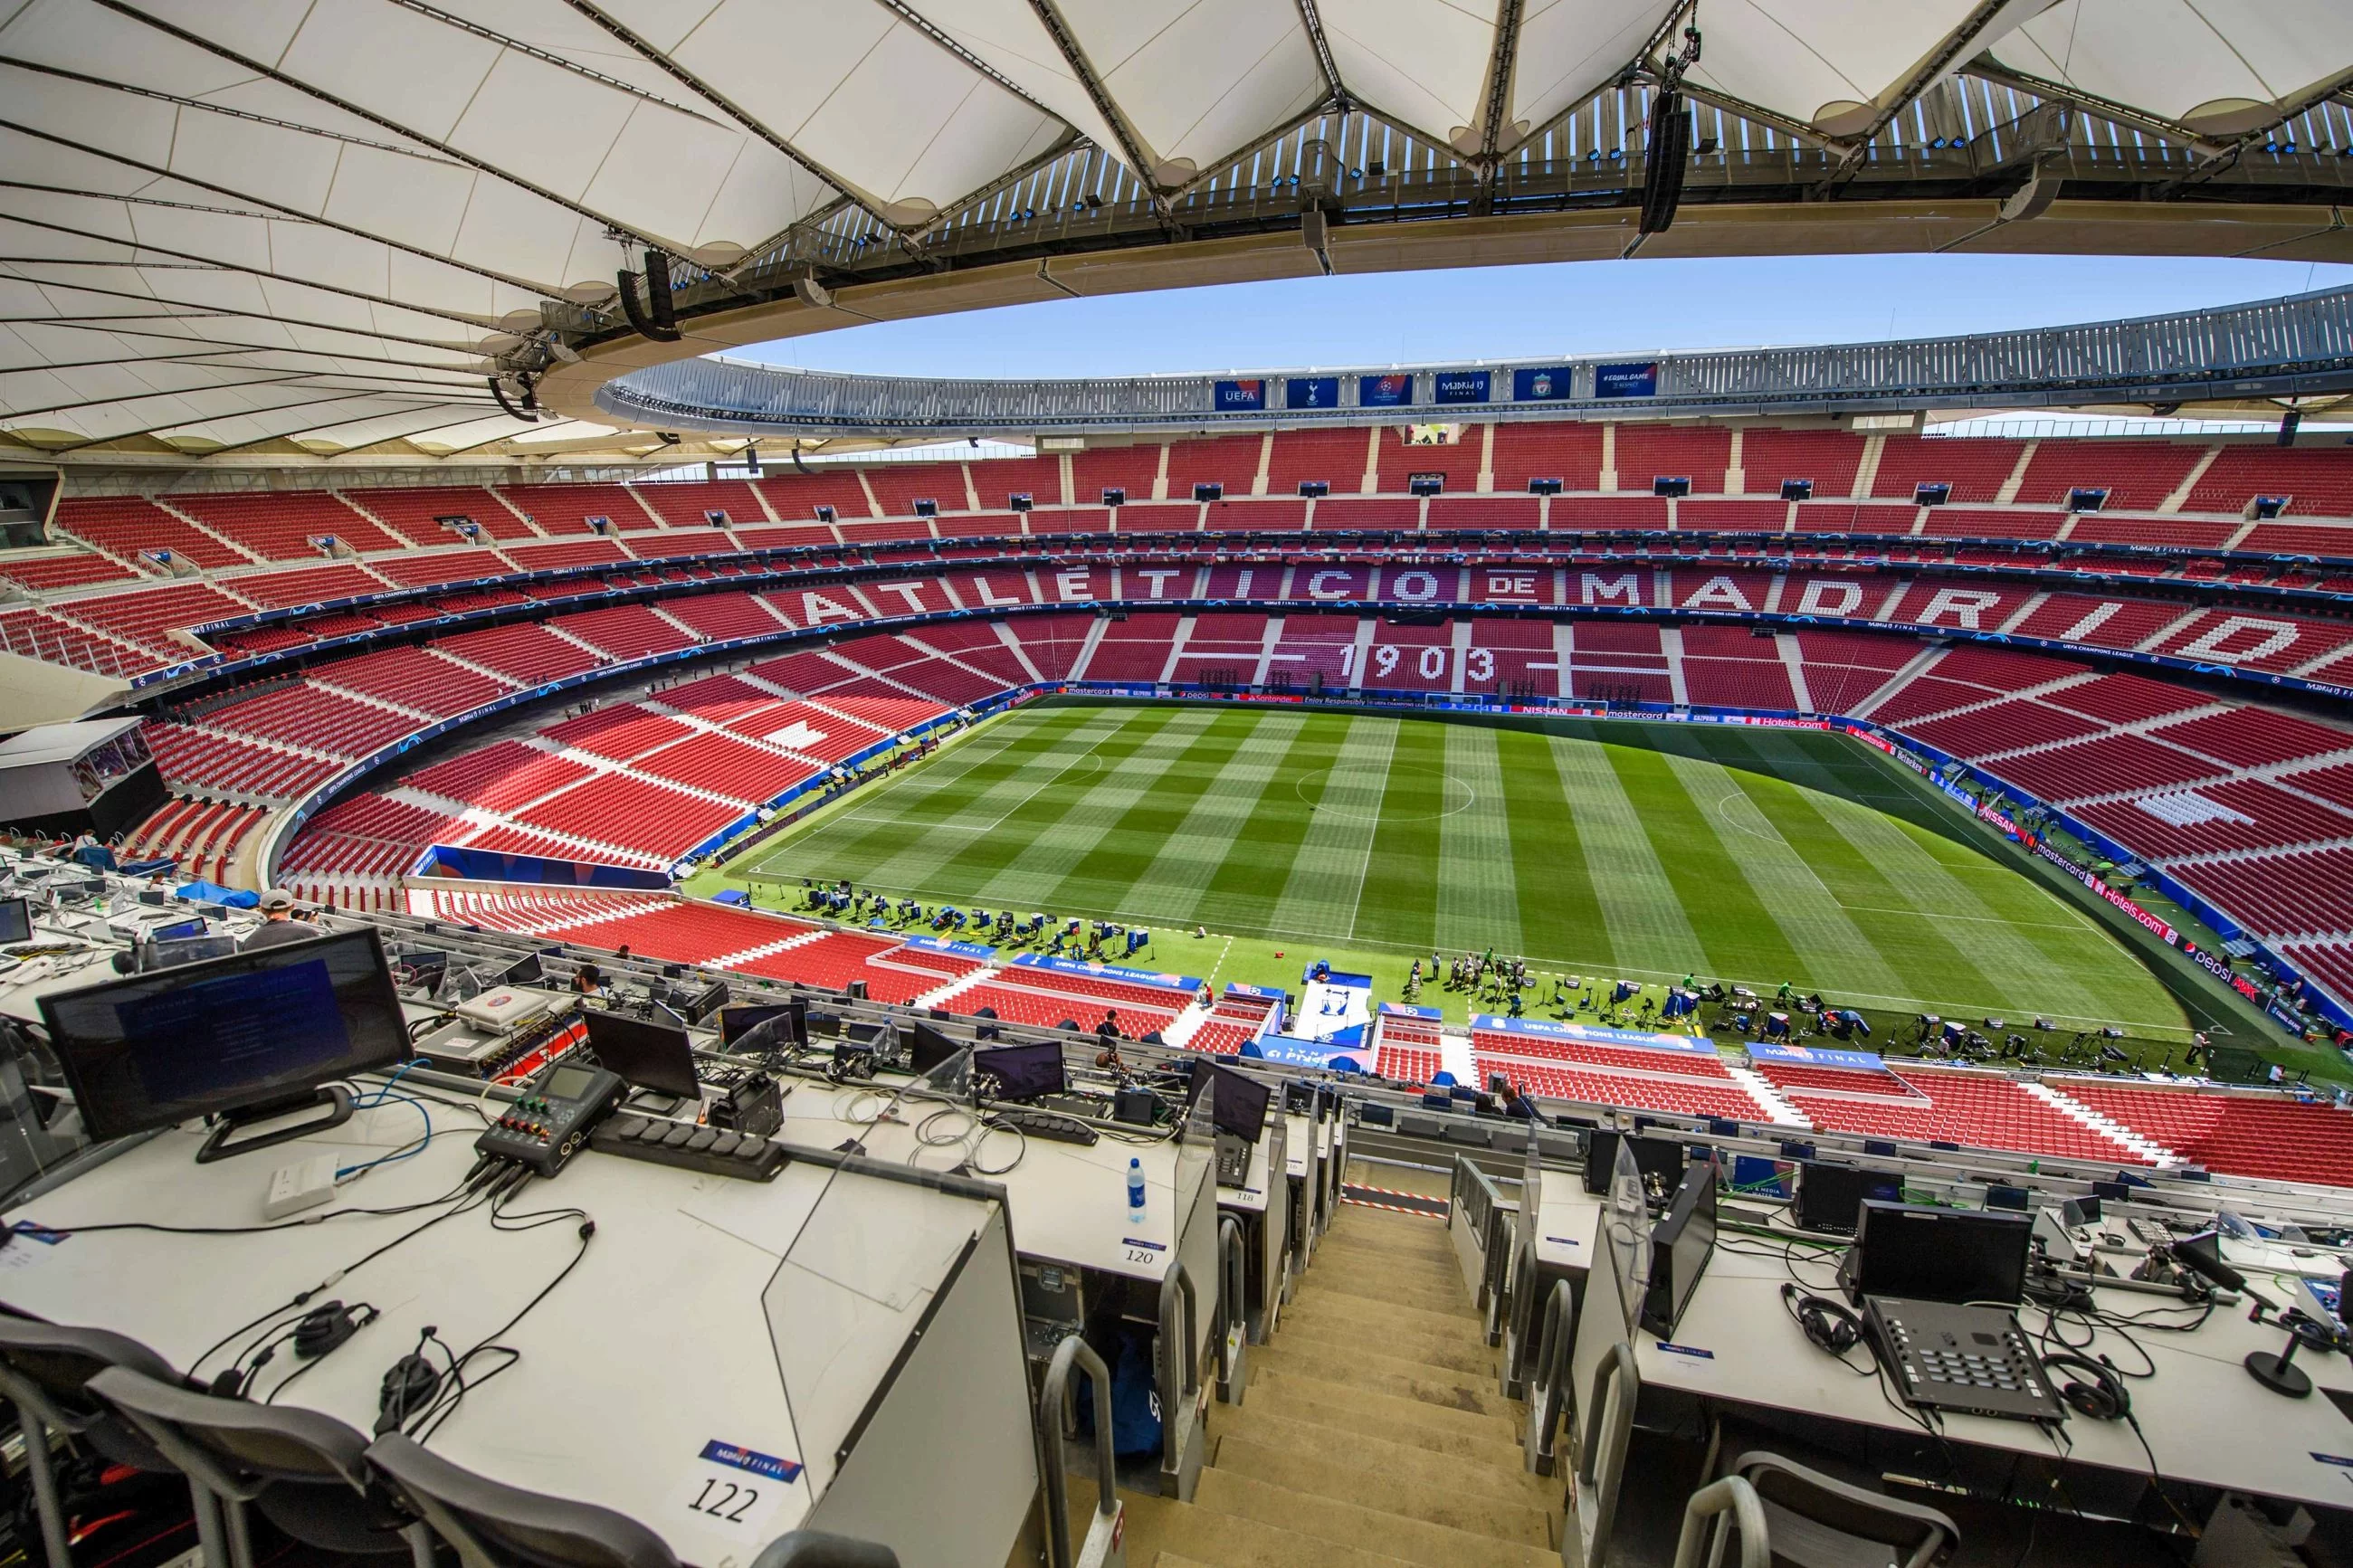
[1995,0,2353,134]
[0,0,2338,452]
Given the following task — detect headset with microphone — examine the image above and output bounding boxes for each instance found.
[2039,1350,2129,1421]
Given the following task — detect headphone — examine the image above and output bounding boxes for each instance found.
[375,1326,449,1436]
[211,1301,376,1398]
[1781,1283,1862,1355]
[2040,1351,2129,1421]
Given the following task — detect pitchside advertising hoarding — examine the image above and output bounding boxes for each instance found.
[1595,361,1659,398]
[1285,375,1339,409]
[1511,366,1577,401]
[1212,378,1266,411]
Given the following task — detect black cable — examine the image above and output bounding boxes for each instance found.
[401,1180,595,1444]
[186,1176,498,1378]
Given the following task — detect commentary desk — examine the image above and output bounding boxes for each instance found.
[0,1092,1043,1568]
[1579,1206,2353,1517]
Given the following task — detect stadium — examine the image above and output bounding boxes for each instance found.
[4,6,2353,1568]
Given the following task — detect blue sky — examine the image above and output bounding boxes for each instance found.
[742,254,2353,379]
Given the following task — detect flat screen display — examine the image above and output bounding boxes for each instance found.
[718,1002,803,1050]
[584,1011,700,1099]
[40,928,406,1140]
[1191,1062,1272,1144]
[1795,1162,1902,1235]
[0,896,28,944]
[973,1041,1065,1104]
[1852,1202,2031,1307]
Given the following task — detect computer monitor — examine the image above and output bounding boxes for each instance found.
[1849,1201,2032,1307]
[1984,1183,2031,1212]
[148,917,207,944]
[1795,1162,1902,1235]
[396,949,448,996]
[2090,1180,2131,1204]
[0,896,28,944]
[974,1041,1065,1104]
[1583,1130,1684,1197]
[146,934,239,970]
[584,1010,700,1100]
[138,889,167,908]
[1641,1158,1719,1339]
[500,952,545,986]
[909,1020,962,1074]
[1191,1062,1272,1144]
[718,1001,804,1051]
[39,927,407,1160]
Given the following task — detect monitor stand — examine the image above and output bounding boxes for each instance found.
[195,1086,355,1164]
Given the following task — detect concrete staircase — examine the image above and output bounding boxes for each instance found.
[1073,1202,1558,1566]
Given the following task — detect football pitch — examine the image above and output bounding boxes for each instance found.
[739,701,2188,1036]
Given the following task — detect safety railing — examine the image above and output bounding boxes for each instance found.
[1500,1223,1541,1398]
[1671,1478,1769,1568]
[1156,1258,1198,1490]
[597,285,2353,438]
[1040,1335,1119,1568]
[1216,1214,1248,1404]
[1523,1279,1579,1477]
[1567,1342,1640,1568]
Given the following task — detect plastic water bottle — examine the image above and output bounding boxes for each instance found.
[1127,1157,1147,1219]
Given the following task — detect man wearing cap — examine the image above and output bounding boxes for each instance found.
[239,889,316,951]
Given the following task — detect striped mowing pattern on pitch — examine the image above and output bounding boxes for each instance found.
[747,703,2185,1031]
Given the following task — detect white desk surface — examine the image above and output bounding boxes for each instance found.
[0,1097,987,1565]
[1215,1126,1276,1216]
[767,1076,1192,1281]
[1534,1183,1601,1270]
[1631,1226,2353,1508]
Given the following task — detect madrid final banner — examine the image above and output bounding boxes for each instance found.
[1433,369,1491,404]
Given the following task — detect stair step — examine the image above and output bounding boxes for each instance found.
[1071,1481,1417,1568]
[1249,1366,1519,1442]
[1195,1469,1553,1568]
[1298,1274,1471,1317]
[1255,1344,1510,1417]
[1213,1435,1554,1546]
[1308,1244,1465,1286]
[1211,1405,1543,1499]
[1272,1317,1496,1377]
[1219,1388,1526,1465]
[1281,1289,1488,1345]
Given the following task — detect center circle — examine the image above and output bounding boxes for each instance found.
[1295,763,1476,822]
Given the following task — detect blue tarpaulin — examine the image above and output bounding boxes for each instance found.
[176,879,257,908]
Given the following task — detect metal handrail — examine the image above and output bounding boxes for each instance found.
[1575,1342,1640,1568]
[1157,1258,1198,1479]
[1039,1335,1115,1568]
[1503,1225,1539,1362]
[1671,1477,1769,1568]
[1524,1279,1577,1476]
[1216,1214,1248,1401]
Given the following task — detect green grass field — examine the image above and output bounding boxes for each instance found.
[725,700,2194,1041]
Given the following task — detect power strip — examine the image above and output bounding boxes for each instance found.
[264,1154,339,1221]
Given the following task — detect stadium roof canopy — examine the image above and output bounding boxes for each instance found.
[1,0,2349,466]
